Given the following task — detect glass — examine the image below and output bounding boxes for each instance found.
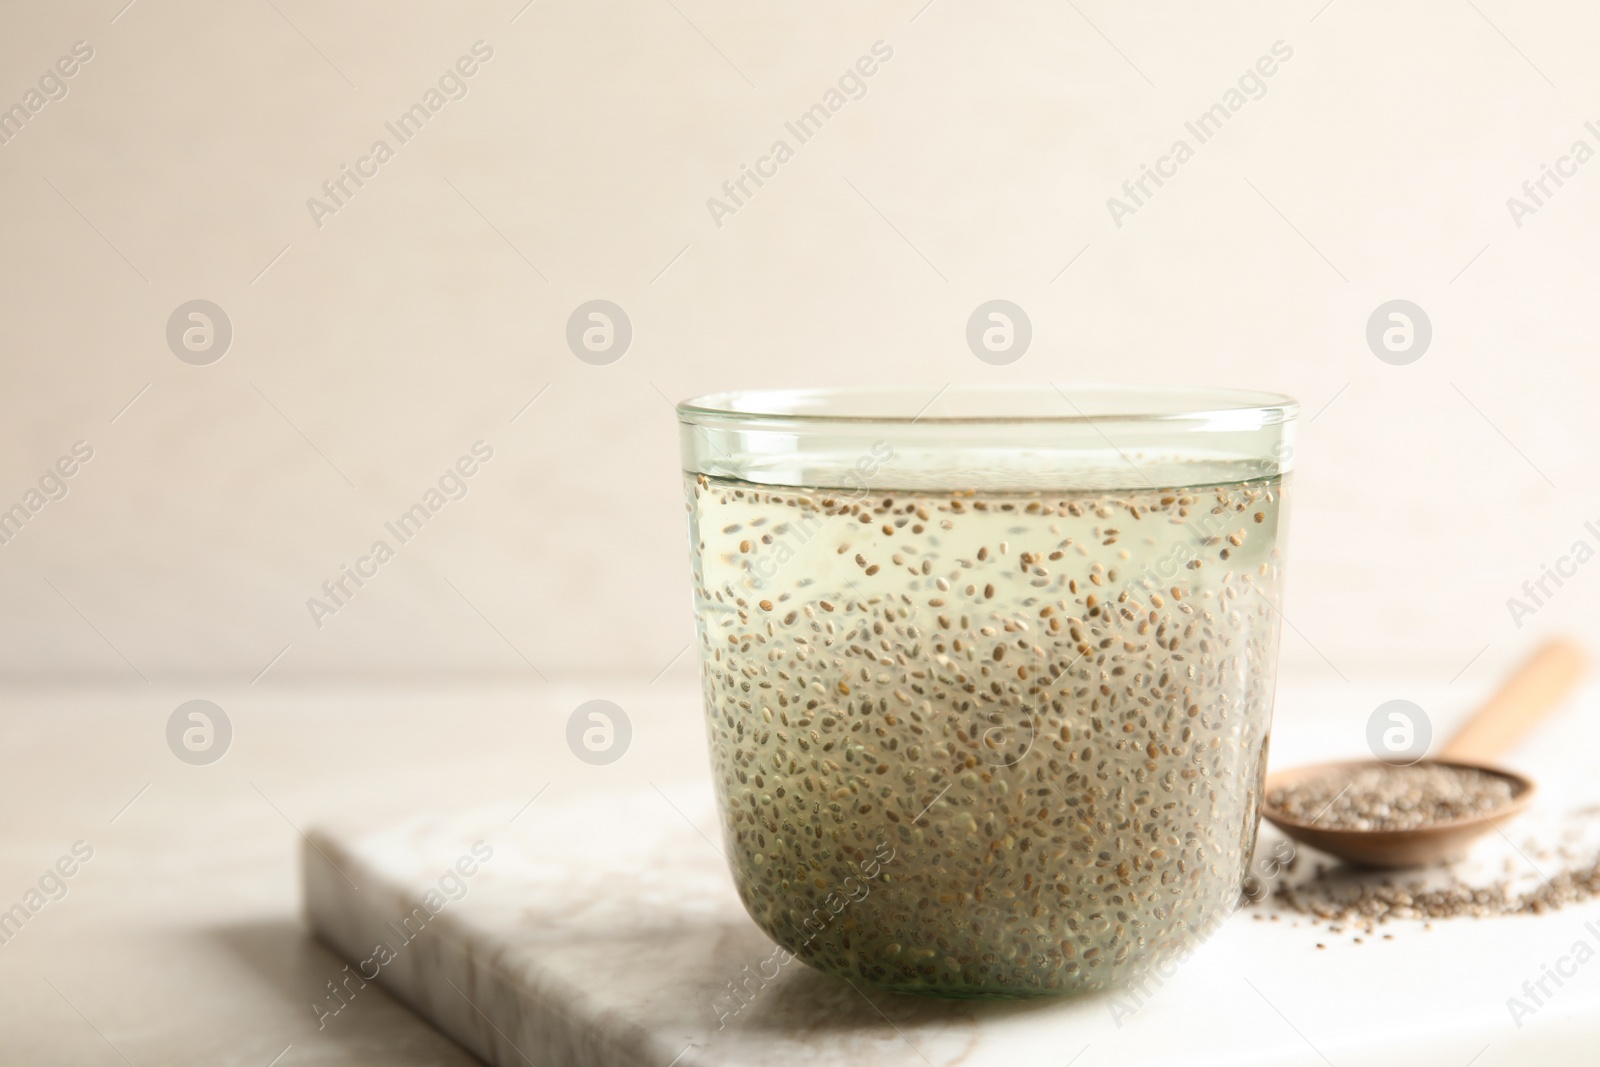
[677,385,1297,998]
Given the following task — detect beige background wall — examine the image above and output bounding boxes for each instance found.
[1,0,1595,689]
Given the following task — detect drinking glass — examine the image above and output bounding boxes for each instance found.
[677,385,1297,997]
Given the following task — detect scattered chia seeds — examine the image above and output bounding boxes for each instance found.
[1267,763,1516,832]
[1247,804,1600,938]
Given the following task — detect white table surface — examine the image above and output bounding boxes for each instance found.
[3,674,1597,1065]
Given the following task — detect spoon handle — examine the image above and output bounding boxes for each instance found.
[1438,638,1588,763]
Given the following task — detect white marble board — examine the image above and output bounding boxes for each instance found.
[304,782,1600,1067]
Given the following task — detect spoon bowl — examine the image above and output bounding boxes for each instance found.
[1262,758,1537,868]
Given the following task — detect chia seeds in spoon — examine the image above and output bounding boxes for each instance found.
[1268,763,1517,832]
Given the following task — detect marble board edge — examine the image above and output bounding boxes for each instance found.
[301,828,664,1067]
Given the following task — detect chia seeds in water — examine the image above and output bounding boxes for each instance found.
[686,464,1288,996]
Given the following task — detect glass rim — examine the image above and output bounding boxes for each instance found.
[677,383,1299,428]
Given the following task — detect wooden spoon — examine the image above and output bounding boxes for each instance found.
[1261,639,1587,867]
